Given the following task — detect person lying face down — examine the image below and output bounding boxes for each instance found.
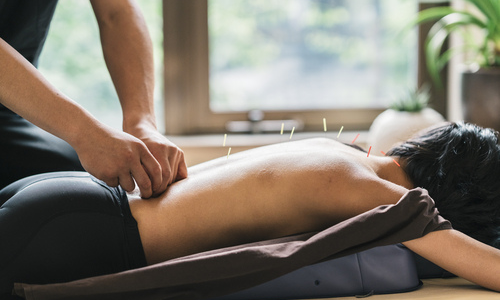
[387,122,500,249]
[1,121,500,299]
[130,122,500,264]
[126,122,500,292]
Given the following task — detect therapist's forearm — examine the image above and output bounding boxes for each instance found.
[91,0,157,132]
[0,31,163,198]
[0,38,101,147]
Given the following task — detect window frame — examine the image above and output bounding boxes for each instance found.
[162,0,447,135]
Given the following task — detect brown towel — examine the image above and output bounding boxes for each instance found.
[13,188,451,300]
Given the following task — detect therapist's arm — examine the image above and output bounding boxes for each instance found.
[0,37,161,198]
[90,0,188,193]
[403,229,500,292]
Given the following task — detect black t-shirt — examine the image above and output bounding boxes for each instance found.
[0,0,58,67]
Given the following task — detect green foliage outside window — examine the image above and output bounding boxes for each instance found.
[38,1,163,129]
[209,0,418,111]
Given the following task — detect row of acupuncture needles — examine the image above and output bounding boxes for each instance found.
[221,118,399,167]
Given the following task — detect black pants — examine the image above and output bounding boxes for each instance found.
[0,105,84,190]
[0,172,147,300]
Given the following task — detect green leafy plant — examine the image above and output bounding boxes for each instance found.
[390,85,430,112]
[414,0,500,85]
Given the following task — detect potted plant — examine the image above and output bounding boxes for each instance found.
[414,0,500,130]
[368,85,445,155]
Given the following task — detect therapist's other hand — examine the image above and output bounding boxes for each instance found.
[74,125,162,199]
[126,124,188,195]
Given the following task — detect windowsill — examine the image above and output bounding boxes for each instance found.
[168,131,369,166]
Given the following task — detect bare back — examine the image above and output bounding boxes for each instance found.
[129,138,410,264]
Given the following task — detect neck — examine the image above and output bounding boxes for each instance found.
[372,156,413,189]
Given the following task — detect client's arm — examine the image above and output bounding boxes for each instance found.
[403,229,500,292]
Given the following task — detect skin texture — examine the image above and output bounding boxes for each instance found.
[128,138,500,292]
[129,138,411,262]
[0,0,187,198]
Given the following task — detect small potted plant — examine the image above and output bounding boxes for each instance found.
[414,0,500,130]
[368,85,444,155]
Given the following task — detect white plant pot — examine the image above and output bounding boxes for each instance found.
[367,108,445,156]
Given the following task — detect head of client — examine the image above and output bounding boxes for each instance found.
[387,122,500,248]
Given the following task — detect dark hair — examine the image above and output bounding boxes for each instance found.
[387,122,500,247]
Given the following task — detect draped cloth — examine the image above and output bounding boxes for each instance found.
[13,188,451,300]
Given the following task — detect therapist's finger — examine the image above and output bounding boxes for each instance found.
[118,173,136,192]
[138,151,163,198]
[130,163,153,198]
[102,177,119,188]
[175,151,188,181]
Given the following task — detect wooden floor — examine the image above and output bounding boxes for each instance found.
[307,278,499,300]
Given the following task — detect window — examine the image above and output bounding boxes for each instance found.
[163,0,420,135]
[209,0,417,112]
[38,1,164,131]
[38,1,446,136]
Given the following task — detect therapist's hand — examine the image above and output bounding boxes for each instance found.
[126,124,188,196]
[74,125,163,198]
